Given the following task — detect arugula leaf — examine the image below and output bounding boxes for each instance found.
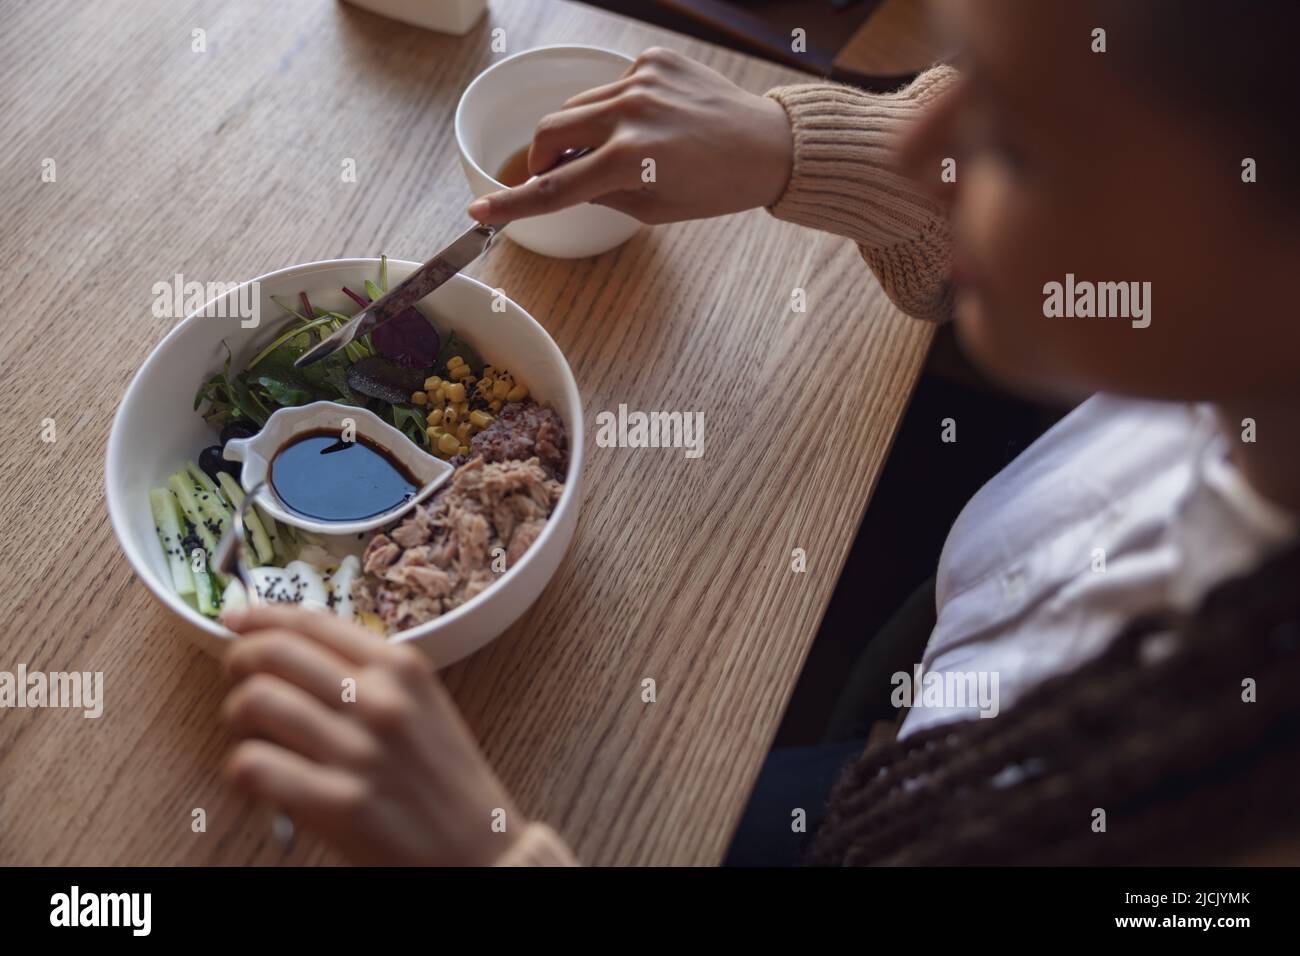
[255,372,313,407]
[301,353,361,404]
[436,331,483,375]
[391,404,430,448]
[229,374,269,426]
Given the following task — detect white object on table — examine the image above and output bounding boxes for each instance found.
[221,401,454,537]
[456,45,643,259]
[106,258,585,666]
[343,0,488,35]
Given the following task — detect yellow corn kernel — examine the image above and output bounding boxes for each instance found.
[437,432,460,455]
[458,444,470,456]
[454,401,468,416]
[410,391,427,405]
[426,425,440,439]
[456,422,472,442]
[447,355,465,369]
[489,399,503,413]
[491,378,510,399]
[449,364,472,381]
[483,365,495,377]
[506,384,529,402]
[423,375,442,390]
[442,406,458,426]
[444,382,466,403]
[468,410,493,429]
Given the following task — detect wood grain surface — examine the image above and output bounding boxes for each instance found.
[0,0,932,865]
[835,0,958,85]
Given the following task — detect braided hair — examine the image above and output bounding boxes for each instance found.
[808,540,1300,866]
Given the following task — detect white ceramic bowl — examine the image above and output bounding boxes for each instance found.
[106,258,585,667]
[343,0,487,35]
[456,45,642,259]
[222,401,455,536]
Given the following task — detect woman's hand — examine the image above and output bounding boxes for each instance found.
[467,46,793,226]
[220,605,521,866]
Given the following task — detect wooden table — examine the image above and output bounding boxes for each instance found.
[0,0,932,865]
[834,0,960,87]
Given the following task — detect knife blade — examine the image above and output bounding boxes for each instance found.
[294,223,496,368]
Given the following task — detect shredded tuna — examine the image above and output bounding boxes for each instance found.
[362,535,401,575]
[356,456,563,632]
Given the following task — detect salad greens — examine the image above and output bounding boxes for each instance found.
[194,256,482,449]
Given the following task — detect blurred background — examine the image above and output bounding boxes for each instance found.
[584,0,955,88]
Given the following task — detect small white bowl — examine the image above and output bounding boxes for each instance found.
[456,45,643,259]
[343,0,486,35]
[106,259,584,667]
[222,401,454,536]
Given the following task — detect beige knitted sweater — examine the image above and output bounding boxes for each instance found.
[766,65,957,322]
[495,66,957,868]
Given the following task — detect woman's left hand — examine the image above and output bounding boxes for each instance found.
[220,604,522,866]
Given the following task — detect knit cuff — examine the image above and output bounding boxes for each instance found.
[765,66,958,321]
[765,66,956,247]
[493,823,580,867]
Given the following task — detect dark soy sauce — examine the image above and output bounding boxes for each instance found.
[270,429,418,522]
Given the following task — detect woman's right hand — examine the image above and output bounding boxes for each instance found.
[220,605,526,867]
[466,47,794,226]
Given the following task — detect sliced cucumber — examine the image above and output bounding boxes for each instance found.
[186,464,231,537]
[215,472,274,565]
[276,522,300,563]
[150,487,194,595]
[170,467,237,590]
[185,461,220,497]
[169,472,218,554]
[193,562,220,617]
[255,503,282,560]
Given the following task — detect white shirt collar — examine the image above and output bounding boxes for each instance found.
[1168,414,1297,609]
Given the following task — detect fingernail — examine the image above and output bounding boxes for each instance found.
[467,198,490,220]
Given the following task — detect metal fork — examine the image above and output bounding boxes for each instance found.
[213,481,296,848]
[212,480,266,600]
